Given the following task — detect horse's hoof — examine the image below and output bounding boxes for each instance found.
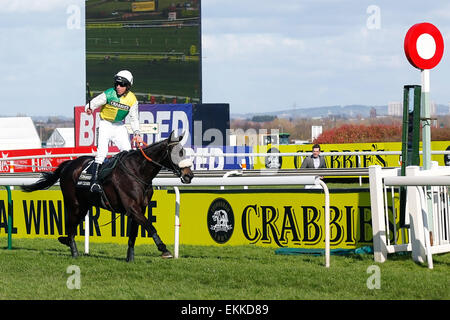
[126,247,134,262]
[161,251,173,259]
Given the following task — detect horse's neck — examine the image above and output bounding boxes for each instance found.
[140,143,167,178]
[145,142,167,162]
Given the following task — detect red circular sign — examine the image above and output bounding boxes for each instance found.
[404,22,444,70]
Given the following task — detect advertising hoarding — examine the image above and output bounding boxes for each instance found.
[0,189,404,249]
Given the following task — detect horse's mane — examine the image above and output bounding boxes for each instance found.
[143,139,168,150]
[126,139,168,158]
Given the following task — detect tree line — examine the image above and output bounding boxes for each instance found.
[231,115,450,144]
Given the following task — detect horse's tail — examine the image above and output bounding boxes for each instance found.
[21,160,71,192]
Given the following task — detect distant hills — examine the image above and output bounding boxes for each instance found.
[3,103,450,122]
[231,104,450,120]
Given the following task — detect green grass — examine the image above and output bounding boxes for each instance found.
[1,238,449,300]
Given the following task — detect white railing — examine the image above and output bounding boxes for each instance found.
[2,150,450,175]
[2,150,450,162]
[368,166,408,262]
[0,174,332,267]
[369,163,450,269]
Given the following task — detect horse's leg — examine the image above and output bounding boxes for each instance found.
[59,209,80,258]
[126,218,139,262]
[60,203,88,258]
[148,223,172,258]
[129,209,172,259]
[116,185,172,259]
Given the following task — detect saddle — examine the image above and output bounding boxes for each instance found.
[76,151,128,189]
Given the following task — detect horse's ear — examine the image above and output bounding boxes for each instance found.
[168,130,176,143]
[168,130,184,144]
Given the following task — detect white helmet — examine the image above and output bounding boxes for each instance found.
[114,70,133,86]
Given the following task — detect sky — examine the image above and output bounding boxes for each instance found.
[0,0,85,118]
[1,0,450,117]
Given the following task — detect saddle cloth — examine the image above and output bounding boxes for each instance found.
[76,161,95,188]
[76,151,128,188]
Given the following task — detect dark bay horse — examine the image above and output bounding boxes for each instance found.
[21,131,194,261]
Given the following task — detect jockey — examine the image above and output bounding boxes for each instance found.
[85,70,143,193]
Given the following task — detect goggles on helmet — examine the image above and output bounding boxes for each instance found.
[114,76,130,87]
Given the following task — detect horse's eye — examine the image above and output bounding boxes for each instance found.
[179,149,184,157]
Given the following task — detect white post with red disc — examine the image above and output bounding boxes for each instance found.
[404,22,444,170]
[404,22,444,257]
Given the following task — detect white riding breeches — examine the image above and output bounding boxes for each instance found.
[95,119,131,164]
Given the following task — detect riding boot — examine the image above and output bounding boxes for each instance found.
[89,162,102,193]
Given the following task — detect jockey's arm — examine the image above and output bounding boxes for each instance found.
[129,101,141,137]
[85,92,107,113]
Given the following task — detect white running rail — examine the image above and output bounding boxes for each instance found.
[369,163,450,269]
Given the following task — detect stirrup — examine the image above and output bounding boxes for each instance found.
[90,183,102,193]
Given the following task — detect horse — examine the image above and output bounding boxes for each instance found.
[21,131,194,261]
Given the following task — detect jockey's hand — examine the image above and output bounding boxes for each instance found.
[86,107,92,115]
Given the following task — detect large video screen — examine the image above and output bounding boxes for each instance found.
[85,0,201,104]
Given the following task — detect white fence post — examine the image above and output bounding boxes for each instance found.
[174,187,180,259]
[84,212,90,254]
[369,165,388,263]
[318,179,330,268]
[406,166,426,264]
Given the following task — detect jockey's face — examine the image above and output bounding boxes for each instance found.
[115,82,127,96]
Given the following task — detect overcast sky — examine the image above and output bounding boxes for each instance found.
[1,0,450,117]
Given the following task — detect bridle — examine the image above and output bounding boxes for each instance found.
[132,137,182,177]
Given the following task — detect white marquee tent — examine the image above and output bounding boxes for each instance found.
[46,128,74,148]
[0,117,41,150]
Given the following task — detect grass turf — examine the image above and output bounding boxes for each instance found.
[0,238,448,300]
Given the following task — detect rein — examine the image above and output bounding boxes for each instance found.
[132,137,182,177]
[133,138,154,162]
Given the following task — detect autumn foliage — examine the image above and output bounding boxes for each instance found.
[431,127,450,141]
[231,116,450,144]
[314,124,450,144]
[314,124,402,144]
